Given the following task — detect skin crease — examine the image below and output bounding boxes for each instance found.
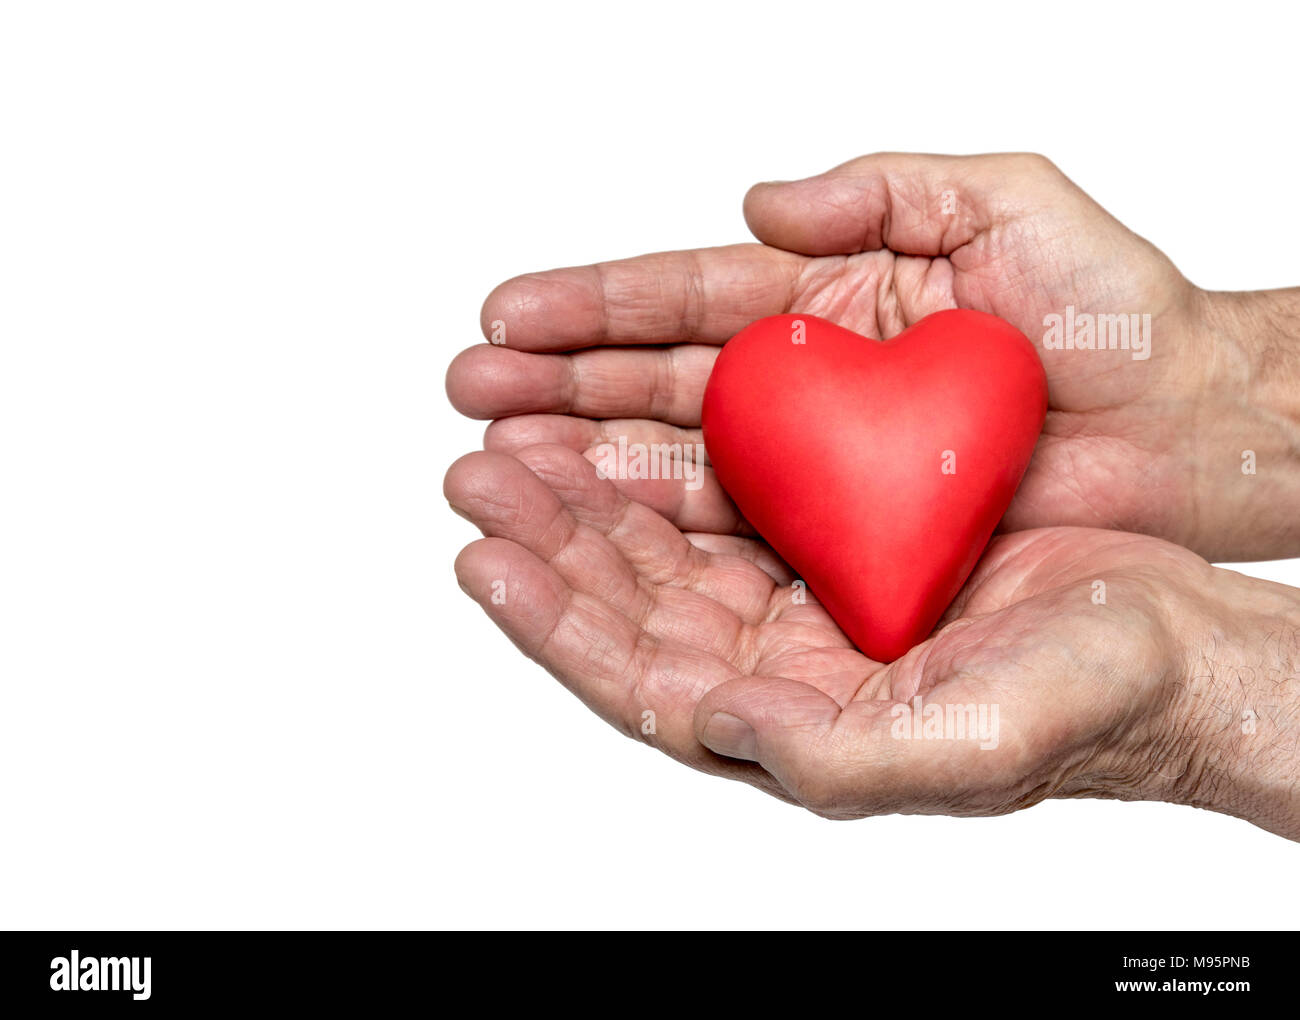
[445,153,1300,840]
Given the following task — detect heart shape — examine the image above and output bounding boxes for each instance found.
[701,310,1047,662]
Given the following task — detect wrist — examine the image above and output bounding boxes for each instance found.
[1161,565,1300,839]
[1189,286,1300,560]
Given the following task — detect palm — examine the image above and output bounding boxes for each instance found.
[448,153,1224,553]
[446,153,1249,817]
[752,238,1202,539]
[447,443,1197,811]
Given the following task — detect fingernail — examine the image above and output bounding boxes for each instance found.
[448,501,473,522]
[702,712,758,761]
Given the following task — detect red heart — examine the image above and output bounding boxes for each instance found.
[701,310,1047,662]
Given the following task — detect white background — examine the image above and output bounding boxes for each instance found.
[2,1,1297,930]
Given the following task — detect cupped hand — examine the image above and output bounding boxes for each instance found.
[446,152,1291,561]
[445,443,1236,822]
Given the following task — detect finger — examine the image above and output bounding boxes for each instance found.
[682,533,795,587]
[510,444,784,634]
[447,446,772,663]
[485,415,749,536]
[450,447,763,668]
[484,415,709,467]
[695,676,851,811]
[454,535,628,687]
[462,448,856,681]
[583,455,748,537]
[455,536,791,803]
[479,243,803,351]
[446,343,716,426]
[695,672,1002,818]
[445,450,648,619]
[744,151,1066,258]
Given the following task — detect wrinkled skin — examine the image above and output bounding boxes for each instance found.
[447,444,1225,820]
[445,153,1300,837]
[449,153,1300,563]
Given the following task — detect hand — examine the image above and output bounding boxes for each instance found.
[445,444,1300,839]
[446,152,1300,561]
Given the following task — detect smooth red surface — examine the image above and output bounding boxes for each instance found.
[701,310,1047,662]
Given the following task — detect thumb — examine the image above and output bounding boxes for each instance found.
[743,151,1064,258]
[695,671,1013,817]
[694,675,889,817]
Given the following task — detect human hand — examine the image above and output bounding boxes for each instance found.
[445,444,1300,839]
[446,153,1300,561]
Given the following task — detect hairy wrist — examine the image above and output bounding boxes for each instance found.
[1163,565,1300,839]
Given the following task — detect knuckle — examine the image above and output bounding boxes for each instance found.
[1016,151,1062,178]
